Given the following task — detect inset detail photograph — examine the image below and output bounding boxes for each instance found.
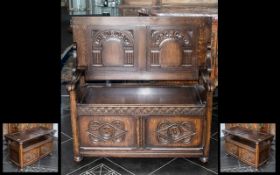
[220,123,276,173]
[2,123,58,172]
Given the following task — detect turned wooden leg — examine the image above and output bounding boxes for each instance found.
[19,143,24,171]
[202,91,213,162]
[68,88,81,162]
[255,168,259,171]
[199,157,208,163]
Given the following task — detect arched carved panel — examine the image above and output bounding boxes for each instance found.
[91,30,134,67]
[160,41,183,67]
[148,27,197,73]
[102,39,125,66]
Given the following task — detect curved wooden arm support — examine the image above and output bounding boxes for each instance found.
[200,70,216,92]
[66,68,86,92]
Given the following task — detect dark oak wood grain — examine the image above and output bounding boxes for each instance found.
[4,126,55,171]
[223,127,274,169]
[68,4,217,163]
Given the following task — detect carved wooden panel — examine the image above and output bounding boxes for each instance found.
[10,149,19,163]
[239,148,255,164]
[157,121,196,144]
[79,116,137,148]
[73,17,211,80]
[23,148,39,164]
[225,142,238,156]
[40,142,52,156]
[90,29,137,71]
[148,26,197,74]
[145,116,203,148]
[88,120,127,143]
[259,148,269,163]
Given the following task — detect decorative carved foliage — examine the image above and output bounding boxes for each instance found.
[93,30,134,47]
[87,120,127,143]
[78,105,205,116]
[152,30,192,48]
[156,121,196,144]
[91,30,134,66]
[150,29,194,68]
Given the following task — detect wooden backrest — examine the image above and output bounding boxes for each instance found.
[72,16,212,81]
[225,123,274,134]
[6,123,53,134]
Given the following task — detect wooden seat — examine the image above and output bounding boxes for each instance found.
[80,86,204,105]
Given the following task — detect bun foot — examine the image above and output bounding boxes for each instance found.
[199,157,208,163]
[74,156,83,162]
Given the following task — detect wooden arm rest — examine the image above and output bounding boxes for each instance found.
[66,69,85,91]
[200,70,215,92]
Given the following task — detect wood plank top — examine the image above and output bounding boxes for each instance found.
[223,127,274,143]
[4,127,55,144]
[81,86,204,105]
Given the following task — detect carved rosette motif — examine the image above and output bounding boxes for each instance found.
[150,29,194,66]
[156,121,196,144]
[78,105,205,116]
[92,30,134,66]
[87,120,127,143]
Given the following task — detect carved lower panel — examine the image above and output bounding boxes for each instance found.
[79,116,137,147]
[23,149,39,164]
[225,142,238,156]
[77,105,205,116]
[157,121,196,144]
[87,120,127,143]
[259,148,269,163]
[10,149,19,163]
[239,148,255,164]
[40,143,52,156]
[146,116,203,147]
